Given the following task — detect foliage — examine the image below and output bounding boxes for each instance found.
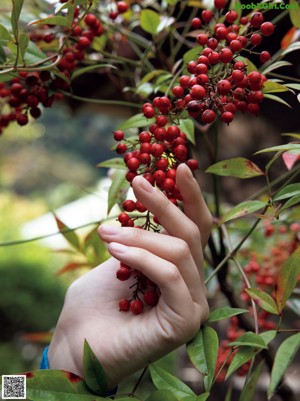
[0,0,300,401]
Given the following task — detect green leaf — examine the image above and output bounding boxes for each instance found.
[262,61,292,75]
[71,64,116,80]
[165,0,179,4]
[0,46,6,63]
[54,214,81,250]
[235,56,257,73]
[285,83,300,91]
[221,200,267,224]
[228,332,268,349]
[140,10,160,35]
[262,81,290,93]
[264,94,292,108]
[275,247,300,313]
[281,133,300,140]
[97,157,127,170]
[183,46,203,65]
[226,331,275,380]
[268,333,300,398]
[187,326,218,392]
[207,307,248,323]
[107,169,129,215]
[289,0,300,28]
[239,360,264,401]
[0,24,12,41]
[282,40,300,56]
[245,288,279,315]
[23,40,49,65]
[206,157,264,179]
[149,363,196,400]
[30,15,73,28]
[118,113,155,130]
[22,369,107,401]
[11,0,24,39]
[19,33,29,62]
[255,144,300,154]
[179,118,195,144]
[274,183,300,201]
[83,339,108,396]
[280,193,300,212]
[145,389,180,401]
[140,69,168,85]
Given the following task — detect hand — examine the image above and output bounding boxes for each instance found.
[48,164,212,390]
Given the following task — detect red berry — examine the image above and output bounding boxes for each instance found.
[179,75,190,88]
[77,36,91,50]
[123,200,136,212]
[232,70,244,82]
[225,10,238,23]
[139,153,151,164]
[166,125,180,141]
[135,201,147,213]
[221,111,234,124]
[113,130,124,141]
[117,1,129,13]
[118,212,130,225]
[260,51,271,63]
[144,290,159,306]
[196,34,208,46]
[260,22,274,36]
[248,71,261,84]
[156,158,169,170]
[208,51,219,65]
[191,17,202,29]
[130,299,144,315]
[202,109,217,124]
[163,178,175,192]
[230,39,242,52]
[190,84,206,100]
[16,113,28,126]
[139,131,151,142]
[116,267,131,281]
[250,12,264,28]
[152,143,164,157]
[186,159,199,170]
[127,157,140,171]
[172,85,184,97]
[116,143,127,154]
[214,0,226,9]
[217,80,231,95]
[201,9,213,23]
[143,106,155,118]
[153,170,166,185]
[250,34,262,46]
[219,48,233,63]
[84,13,97,26]
[119,298,130,311]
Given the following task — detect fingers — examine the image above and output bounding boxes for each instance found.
[98,225,202,303]
[107,241,194,316]
[175,164,213,249]
[131,174,203,270]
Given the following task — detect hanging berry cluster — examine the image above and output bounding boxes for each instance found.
[0,6,106,134]
[112,2,277,313]
[174,2,275,124]
[113,105,199,314]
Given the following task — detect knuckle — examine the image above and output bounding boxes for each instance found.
[185,222,201,245]
[164,263,181,284]
[174,238,191,260]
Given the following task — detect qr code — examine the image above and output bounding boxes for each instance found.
[1,375,26,399]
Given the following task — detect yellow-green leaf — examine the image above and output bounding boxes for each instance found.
[140,10,160,35]
[289,0,300,28]
[206,157,264,179]
[221,200,267,224]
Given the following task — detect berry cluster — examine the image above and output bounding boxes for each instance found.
[215,222,299,380]
[172,3,275,124]
[0,6,105,133]
[113,106,199,313]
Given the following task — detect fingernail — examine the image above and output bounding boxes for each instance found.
[134,175,155,193]
[99,224,121,236]
[108,242,128,254]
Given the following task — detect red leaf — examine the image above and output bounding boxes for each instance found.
[282,151,300,170]
[281,27,297,49]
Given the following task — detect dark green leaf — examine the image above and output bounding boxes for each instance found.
[0,24,12,41]
[145,389,179,401]
[255,144,300,154]
[107,170,129,215]
[275,247,300,313]
[274,183,300,201]
[19,33,29,62]
[0,46,6,63]
[118,113,155,130]
[54,214,81,250]
[245,288,279,315]
[207,307,248,323]
[149,364,196,400]
[228,332,267,349]
[23,41,49,65]
[83,339,108,396]
[239,360,264,401]
[140,10,160,35]
[97,157,126,170]
[179,118,195,144]
[30,15,73,28]
[71,64,116,80]
[187,326,218,392]
[11,0,24,39]
[264,94,292,108]
[206,157,264,179]
[268,333,300,397]
[183,46,203,65]
[280,194,300,212]
[221,200,267,224]
[260,330,277,345]
[289,0,300,28]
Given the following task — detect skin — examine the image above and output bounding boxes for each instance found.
[48,163,212,390]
